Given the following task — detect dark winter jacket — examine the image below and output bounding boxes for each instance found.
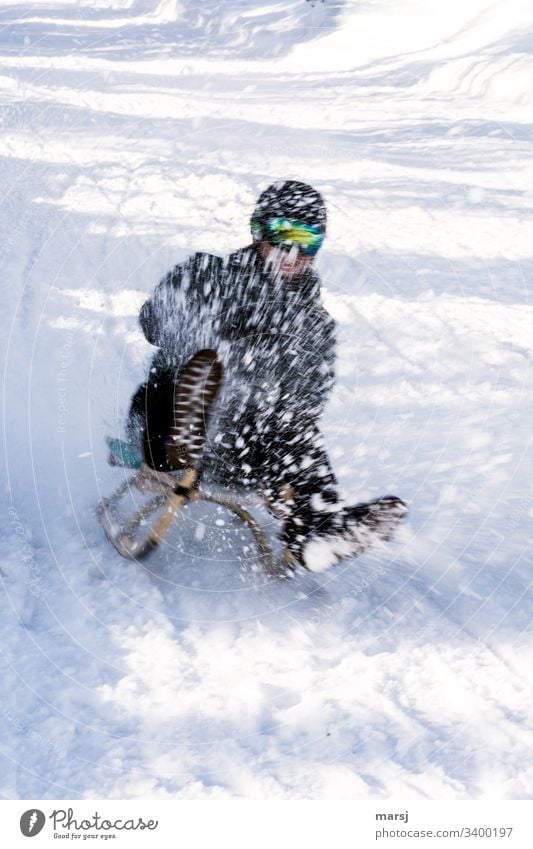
[139,244,336,475]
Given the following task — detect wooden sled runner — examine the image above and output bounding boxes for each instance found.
[97,350,287,578]
[96,461,283,576]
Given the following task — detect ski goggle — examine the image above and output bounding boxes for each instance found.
[254,217,324,256]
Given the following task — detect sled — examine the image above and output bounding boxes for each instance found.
[97,349,289,578]
[97,457,286,577]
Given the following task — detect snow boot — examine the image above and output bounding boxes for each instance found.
[284,495,407,572]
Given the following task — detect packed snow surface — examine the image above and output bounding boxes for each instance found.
[1,0,532,799]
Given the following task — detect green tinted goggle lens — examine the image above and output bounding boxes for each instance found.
[257,217,324,256]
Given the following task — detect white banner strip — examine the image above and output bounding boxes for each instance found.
[2,800,532,847]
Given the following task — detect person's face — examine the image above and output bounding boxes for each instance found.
[258,240,314,279]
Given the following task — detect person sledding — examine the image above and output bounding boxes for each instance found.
[108,180,406,571]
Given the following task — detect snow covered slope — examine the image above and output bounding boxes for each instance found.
[1,0,532,799]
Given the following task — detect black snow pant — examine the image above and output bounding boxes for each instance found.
[127,373,342,553]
